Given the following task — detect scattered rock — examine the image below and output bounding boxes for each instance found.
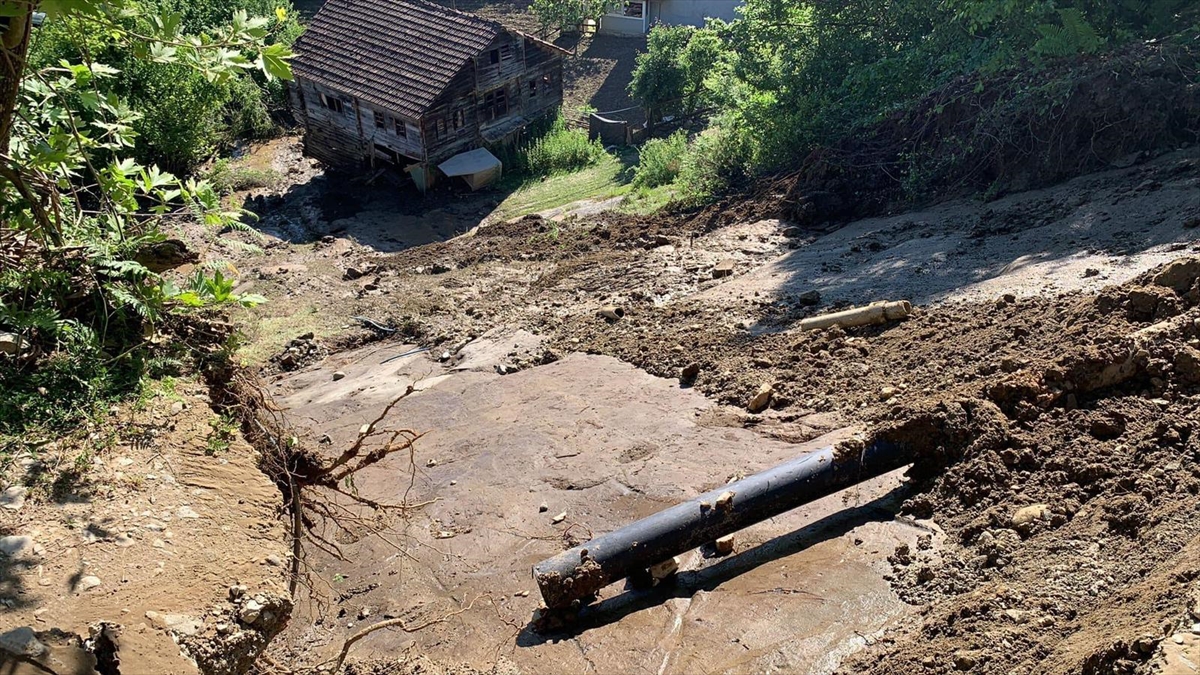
[747,383,773,413]
[495,363,516,375]
[1153,257,1200,293]
[714,534,735,555]
[649,556,680,582]
[265,554,284,567]
[145,611,202,636]
[170,401,185,415]
[538,502,548,513]
[0,535,32,558]
[551,511,567,524]
[1083,267,1100,278]
[74,575,101,593]
[177,505,200,519]
[953,650,981,671]
[0,485,27,511]
[715,491,735,511]
[0,626,45,659]
[238,599,263,625]
[879,386,898,401]
[797,290,821,306]
[332,371,346,381]
[1011,504,1051,533]
[712,259,737,279]
[0,333,23,356]
[343,267,365,280]
[680,363,700,384]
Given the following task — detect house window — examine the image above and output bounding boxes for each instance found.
[319,92,345,114]
[436,118,447,139]
[624,0,644,17]
[374,112,385,129]
[528,80,538,100]
[489,49,500,64]
[394,118,407,139]
[452,109,466,129]
[481,88,508,121]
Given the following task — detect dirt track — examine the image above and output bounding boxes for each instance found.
[172,137,1200,674]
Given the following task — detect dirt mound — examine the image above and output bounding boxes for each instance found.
[833,258,1200,674]
[765,39,1200,229]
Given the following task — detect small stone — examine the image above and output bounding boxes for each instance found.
[358,607,371,620]
[0,333,24,356]
[649,556,679,582]
[715,491,735,511]
[177,505,200,519]
[239,599,263,625]
[75,575,101,593]
[1011,504,1050,532]
[714,535,735,555]
[538,502,549,513]
[435,531,455,539]
[318,434,332,445]
[449,480,457,486]
[1083,268,1100,278]
[332,371,346,381]
[113,533,135,548]
[879,386,898,401]
[953,649,980,671]
[217,622,233,635]
[229,584,248,600]
[551,511,567,524]
[712,259,736,279]
[440,351,452,361]
[747,383,773,413]
[515,590,530,597]
[0,535,32,558]
[1173,634,1186,644]
[796,290,821,306]
[426,458,438,468]
[0,626,45,657]
[265,554,284,567]
[1,485,28,511]
[170,401,185,415]
[680,363,700,383]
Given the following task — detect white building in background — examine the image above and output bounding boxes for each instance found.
[598,0,742,35]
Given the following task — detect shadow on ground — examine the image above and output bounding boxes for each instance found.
[727,148,1200,333]
[517,483,908,644]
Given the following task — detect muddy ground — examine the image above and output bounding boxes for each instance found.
[163,136,1200,675]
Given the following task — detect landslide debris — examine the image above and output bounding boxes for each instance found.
[836,258,1200,674]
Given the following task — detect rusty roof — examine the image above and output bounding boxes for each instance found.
[292,0,502,120]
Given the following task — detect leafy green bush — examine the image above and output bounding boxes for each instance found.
[511,113,607,177]
[677,124,753,201]
[626,0,1197,203]
[632,131,687,188]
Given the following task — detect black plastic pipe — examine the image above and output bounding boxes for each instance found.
[533,440,910,609]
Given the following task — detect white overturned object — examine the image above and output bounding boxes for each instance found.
[438,148,503,191]
[799,300,912,331]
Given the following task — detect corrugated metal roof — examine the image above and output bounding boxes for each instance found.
[292,0,501,120]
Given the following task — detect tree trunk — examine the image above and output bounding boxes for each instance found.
[0,10,32,156]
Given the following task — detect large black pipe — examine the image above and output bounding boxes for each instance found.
[533,440,911,609]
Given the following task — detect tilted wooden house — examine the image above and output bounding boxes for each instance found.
[290,0,566,189]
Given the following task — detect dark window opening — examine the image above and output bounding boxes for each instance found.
[624,0,644,17]
[481,88,508,121]
[394,118,407,138]
[528,80,538,99]
[489,49,500,64]
[453,109,466,129]
[374,112,385,129]
[319,93,345,114]
[436,118,447,139]
[374,143,398,164]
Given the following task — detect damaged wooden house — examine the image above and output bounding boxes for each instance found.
[290,0,567,191]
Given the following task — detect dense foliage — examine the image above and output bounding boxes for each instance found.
[27,0,302,173]
[503,111,608,177]
[530,0,623,37]
[629,0,1199,200]
[0,0,290,440]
